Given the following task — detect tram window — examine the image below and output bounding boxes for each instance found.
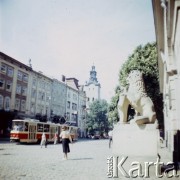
[24,122,28,131]
[37,123,43,132]
[44,124,49,132]
[70,128,75,133]
[12,121,23,131]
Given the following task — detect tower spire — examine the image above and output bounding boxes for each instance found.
[89,65,98,83]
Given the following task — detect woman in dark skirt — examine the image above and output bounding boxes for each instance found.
[59,126,72,160]
[62,138,70,153]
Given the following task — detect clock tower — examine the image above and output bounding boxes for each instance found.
[84,65,101,109]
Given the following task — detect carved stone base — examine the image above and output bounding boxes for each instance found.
[112,123,158,157]
[130,116,152,125]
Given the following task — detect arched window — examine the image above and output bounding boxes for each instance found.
[4,96,11,111]
[0,95,3,109]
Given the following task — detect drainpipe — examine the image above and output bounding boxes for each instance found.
[161,0,168,60]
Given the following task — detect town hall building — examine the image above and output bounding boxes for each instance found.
[84,65,101,110]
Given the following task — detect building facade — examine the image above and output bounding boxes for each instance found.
[28,71,52,120]
[152,0,180,162]
[78,85,87,137]
[65,78,87,136]
[84,65,101,109]
[0,52,32,115]
[51,78,66,118]
[0,52,87,137]
[65,78,79,124]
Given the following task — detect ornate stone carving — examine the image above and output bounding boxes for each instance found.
[118,70,156,124]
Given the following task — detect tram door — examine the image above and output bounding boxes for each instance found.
[50,126,57,140]
[29,124,36,142]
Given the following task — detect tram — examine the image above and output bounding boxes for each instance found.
[10,119,78,143]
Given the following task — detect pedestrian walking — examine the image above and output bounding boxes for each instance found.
[53,133,58,145]
[40,132,47,148]
[108,130,113,148]
[59,126,72,160]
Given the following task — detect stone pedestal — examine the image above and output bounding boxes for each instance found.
[112,123,158,157]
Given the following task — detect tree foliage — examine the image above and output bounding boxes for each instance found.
[108,86,120,124]
[86,99,111,134]
[108,42,164,127]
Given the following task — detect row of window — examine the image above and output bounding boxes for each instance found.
[38,91,45,101]
[15,98,26,111]
[67,92,78,100]
[16,84,27,96]
[0,95,11,111]
[67,101,77,110]
[0,79,12,91]
[1,63,14,77]
[17,70,28,82]
[0,95,26,112]
[37,124,51,132]
[32,78,51,91]
[66,112,77,121]
[31,89,51,102]
[1,63,28,82]
[30,102,51,115]
[87,97,95,101]
[0,79,27,97]
[12,122,56,132]
[72,103,77,110]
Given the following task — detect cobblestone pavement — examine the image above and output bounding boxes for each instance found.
[0,139,179,180]
[0,139,112,180]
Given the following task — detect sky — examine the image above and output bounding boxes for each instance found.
[0,0,156,102]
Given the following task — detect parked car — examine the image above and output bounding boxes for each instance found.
[92,134,100,139]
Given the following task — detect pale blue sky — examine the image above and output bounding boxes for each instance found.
[0,0,155,102]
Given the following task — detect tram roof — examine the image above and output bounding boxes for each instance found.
[13,119,61,125]
[13,119,40,122]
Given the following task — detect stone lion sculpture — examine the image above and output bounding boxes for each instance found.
[118,70,156,124]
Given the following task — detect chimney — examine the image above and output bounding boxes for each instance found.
[62,75,66,82]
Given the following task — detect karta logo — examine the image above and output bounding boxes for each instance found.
[107,156,179,178]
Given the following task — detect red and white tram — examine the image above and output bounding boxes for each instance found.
[10,119,78,143]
